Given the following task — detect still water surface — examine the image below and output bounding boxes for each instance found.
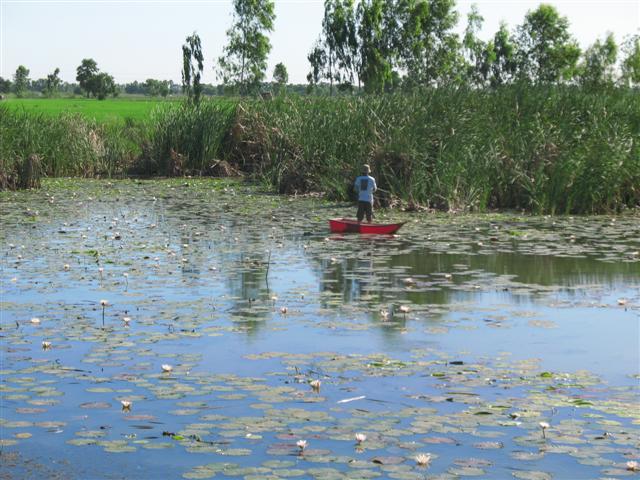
[1,179,638,479]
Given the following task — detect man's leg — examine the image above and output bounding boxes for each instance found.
[366,203,373,223]
[357,202,365,222]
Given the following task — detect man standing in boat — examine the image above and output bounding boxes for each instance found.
[355,164,377,223]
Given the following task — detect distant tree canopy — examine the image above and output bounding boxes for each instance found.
[13,65,30,98]
[44,67,62,97]
[76,59,99,97]
[0,76,12,94]
[75,59,117,99]
[272,62,288,93]
[145,78,170,97]
[93,72,118,100]
[218,0,275,95]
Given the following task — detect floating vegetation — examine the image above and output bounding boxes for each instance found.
[0,179,638,478]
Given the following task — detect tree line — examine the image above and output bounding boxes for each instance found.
[181,0,639,101]
[305,1,640,93]
[0,63,312,99]
[3,1,639,101]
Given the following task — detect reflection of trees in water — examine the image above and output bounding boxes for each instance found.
[219,238,273,336]
[313,247,638,309]
[405,250,638,288]
[164,210,275,336]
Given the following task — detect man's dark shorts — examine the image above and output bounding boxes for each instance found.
[357,201,373,222]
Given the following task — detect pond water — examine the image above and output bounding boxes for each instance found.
[1,179,638,480]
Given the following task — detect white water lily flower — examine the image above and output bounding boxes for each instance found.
[161,364,173,373]
[415,453,431,466]
[41,341,51,349]
[63,264,70,271]
[617,298,628,306]
[309,379,321,391]
[398,305,410,314]
[122,317,131,325]
[627,461,639,471]
[539,421,550,438]
[355,433,367,444]
[403,278,416,286]
[120,400,132,410]
[30,317,41,325]
[280,306,288,314]
[100,299,109,307]
[380,310,389,320]
[296,440,307,451]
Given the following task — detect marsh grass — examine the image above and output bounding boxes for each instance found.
[2,87,638,214]
[0,105,146,183]
[235,86,639,213]
[142,100,237,175]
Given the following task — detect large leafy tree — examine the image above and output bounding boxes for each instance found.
[514,4,580,84]
[13,65,30,98]
[461,5,488,86]
[218,0,275,95]
[620,34,640,87]
[75,59,116,99]
[94,72,117,100]
[577,33,617,88]
[182,32,204,103]
[357,0,392,93]
[76,58,99,97]
[396,0,460,87]
[487,22,517,86]
[44,67,61,97]
[323,0,360,91]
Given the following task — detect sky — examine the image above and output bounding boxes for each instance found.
[1,0,638,85]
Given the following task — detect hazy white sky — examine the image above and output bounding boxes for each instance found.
[1,0,638,85]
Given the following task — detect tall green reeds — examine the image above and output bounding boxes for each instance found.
[143,100,237,175]
[0,105,145,186]
[2,88,638,214]
[235,86,639,213]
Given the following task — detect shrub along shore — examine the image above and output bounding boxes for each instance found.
[1,86,638,214]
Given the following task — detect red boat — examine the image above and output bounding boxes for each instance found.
[329,218,405,234]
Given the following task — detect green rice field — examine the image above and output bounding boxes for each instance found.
[1,97,178,123]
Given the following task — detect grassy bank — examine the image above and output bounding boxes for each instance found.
[1,87,638,213]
